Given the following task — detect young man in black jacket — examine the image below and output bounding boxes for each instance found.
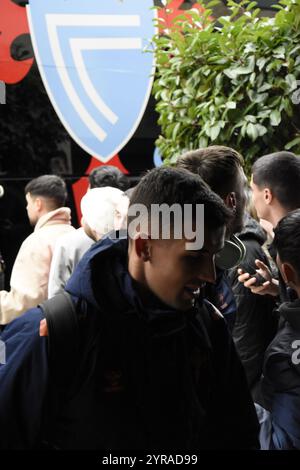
[228,213,278,392]
[176,145,248,330]
[0,167,259,449]
[256,209,300,449]
[238,151,300,301]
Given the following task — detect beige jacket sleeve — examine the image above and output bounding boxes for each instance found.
[0,233,52,325]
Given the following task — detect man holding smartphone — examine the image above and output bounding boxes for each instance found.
[238,151,300,303]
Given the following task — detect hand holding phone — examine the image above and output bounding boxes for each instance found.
[238,260,279,297]
[250,271,266,286]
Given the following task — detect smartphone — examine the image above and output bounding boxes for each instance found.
[250,272,266,286]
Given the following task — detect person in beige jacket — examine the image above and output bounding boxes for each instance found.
[0,175,75,325]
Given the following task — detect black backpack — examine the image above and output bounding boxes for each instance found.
[39,292,80,388]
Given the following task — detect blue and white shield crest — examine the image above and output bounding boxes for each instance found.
[27,0,156,162]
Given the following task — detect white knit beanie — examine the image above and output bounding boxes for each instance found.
[80,187,129,239]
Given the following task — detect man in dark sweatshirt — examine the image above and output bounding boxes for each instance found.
[0,167,259,450]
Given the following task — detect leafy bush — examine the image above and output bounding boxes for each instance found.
[152,0,300,172]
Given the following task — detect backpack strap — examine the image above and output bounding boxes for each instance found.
[39,292,80,388]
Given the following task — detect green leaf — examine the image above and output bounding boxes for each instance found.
[244,115,257,123]
[256,124,268,137]
[226,101,237,109]
[248,91,268,103]
[289,45,300,56]
[213,58,228,65]
[170,153,180,164]
[273,46,285,59]
[255,93,269,103]
[285,136,300,150]
[172,122,181,141]
[247,123,258,141]
[266,60,282,73]
[215,96,225,106]
[199,136,208,148]
[246,123,267,140]
[203,68,211,77]
[257,109,271,119]
[241,122,247,138]
[210,123,222,141]
[256,58,267,71]
[250,72,256,86]
[205,0,221,8]
[280,97,293,116]
[258,83,272,92]
[270,110,281,126]
[161,90,170,101]
[268,96,281,107]
[286,74,298,91]
[224,56,255,80]
[244,42,256,54]
[246,1,258,10]
[215,73,223,88]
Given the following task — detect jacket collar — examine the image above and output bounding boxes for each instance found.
[34,207,72,231]
[279,298,300,330]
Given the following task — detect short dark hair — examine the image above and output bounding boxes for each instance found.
[273,209,300,278]
[128,166,232,234]
[252,152,300,211]
[176,146,244,198]
[25,175,67,208]
[88,165,129,191]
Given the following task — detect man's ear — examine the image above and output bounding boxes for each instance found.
[135,236,151,261]
[225,192,237,211]
[263,188,273,205]
[34,196,43,212]
[281,262,298,288]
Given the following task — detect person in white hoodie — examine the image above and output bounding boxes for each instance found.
[0,175,75,325]
[47,165,129,299]
[48,186,129,298]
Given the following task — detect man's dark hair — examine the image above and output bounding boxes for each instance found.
[128,166,232,232]
[273,209,300,278]
[88,165,129,191]
[25,175,67,209]
[176,146,244,199]
[252,151,300,211]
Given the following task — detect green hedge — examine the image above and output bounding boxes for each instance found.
[152,0,300,172]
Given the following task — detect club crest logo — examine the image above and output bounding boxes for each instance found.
[27,0,156,162]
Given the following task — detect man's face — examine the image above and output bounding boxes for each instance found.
[230,167,248,234]
[140,226,226,311]
[250,176,269,221]
[25,193,39,226]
